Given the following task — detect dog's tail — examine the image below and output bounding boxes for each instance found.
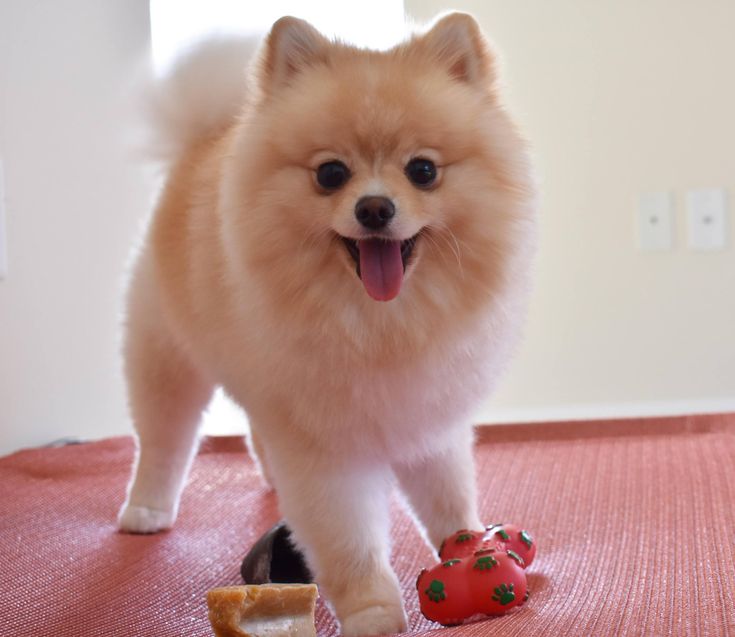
[139,36,261,163]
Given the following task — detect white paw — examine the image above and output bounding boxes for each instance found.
[118,503,176,534]
[340,604,407,637]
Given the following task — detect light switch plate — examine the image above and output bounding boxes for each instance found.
[687,188,728,251]
[637,191,673,251]
[0,157,6,279]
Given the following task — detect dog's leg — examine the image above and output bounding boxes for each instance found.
[268,450,407,637]
[118,283,214,533]
[394,432,483,551]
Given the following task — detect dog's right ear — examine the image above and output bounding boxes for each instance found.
[258,17,329,93]
[417,12,496,87]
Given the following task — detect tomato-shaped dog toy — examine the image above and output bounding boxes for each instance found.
[440,524,536,568]
[419,524,536,626]
[417,549,528,624]
[416,558,476,625]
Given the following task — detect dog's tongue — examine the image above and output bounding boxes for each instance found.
[358,239,403,301]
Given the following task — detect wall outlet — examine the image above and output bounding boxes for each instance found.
[0,157,6,279]
[687,188,728,251]
[637,191,674,251]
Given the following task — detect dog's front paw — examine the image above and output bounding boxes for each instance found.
[340,604,407,637]
[118,503,176,534]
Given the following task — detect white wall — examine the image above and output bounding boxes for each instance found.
[402,0,735,422]
[0,0,151,454]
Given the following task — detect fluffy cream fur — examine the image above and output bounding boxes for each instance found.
[119,13,536,636]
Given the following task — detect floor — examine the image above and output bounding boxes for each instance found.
[1,413,734,636]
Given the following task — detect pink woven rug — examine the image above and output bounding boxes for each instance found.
[2,414,734,636]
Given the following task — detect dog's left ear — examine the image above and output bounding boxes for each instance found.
[418,13,496,86]
[259,16,329,93]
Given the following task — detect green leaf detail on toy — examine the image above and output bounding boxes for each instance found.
[492,583,516,605]
[442,559,461,568]
[523,589,530,602]
[456,533,474,543]
[426,580,446,602]
[473,555,499,571]
[506,549,525,567]
[494,528,510,541]
[520,530,533,548]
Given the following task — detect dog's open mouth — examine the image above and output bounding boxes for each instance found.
[340,235,419,302]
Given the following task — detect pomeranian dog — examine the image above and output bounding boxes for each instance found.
[119,12,536,636]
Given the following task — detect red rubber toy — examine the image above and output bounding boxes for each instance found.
[440,524,536,568]
[417,524,536,626]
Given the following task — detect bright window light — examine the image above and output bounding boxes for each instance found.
[202,387,250,437]
[150,0,406,74]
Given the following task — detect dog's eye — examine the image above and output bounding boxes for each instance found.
[405,158,437,188]
[316,161,351,190]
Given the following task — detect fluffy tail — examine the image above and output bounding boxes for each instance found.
[141,36,262,162]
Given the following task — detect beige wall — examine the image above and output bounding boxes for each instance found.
[1,1,733,455]
[402,0,735,421]
[0,0,151,454]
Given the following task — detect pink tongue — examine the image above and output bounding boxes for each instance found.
[358,239,404,301]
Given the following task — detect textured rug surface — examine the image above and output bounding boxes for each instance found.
[1,414,734,636]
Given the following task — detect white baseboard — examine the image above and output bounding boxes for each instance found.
[477,398,735,425]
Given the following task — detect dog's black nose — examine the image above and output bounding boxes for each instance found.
[355,196,395,230]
